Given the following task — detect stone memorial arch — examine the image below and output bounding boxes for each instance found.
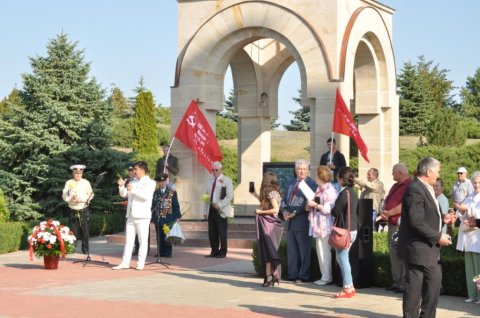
[171,0,398,218]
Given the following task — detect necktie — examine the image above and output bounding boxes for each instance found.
[289,180,300,203]
[210,177,217,201]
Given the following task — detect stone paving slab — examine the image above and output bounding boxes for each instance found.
[0,237,478,318]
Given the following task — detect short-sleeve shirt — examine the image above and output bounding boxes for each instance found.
[267,190,281,217]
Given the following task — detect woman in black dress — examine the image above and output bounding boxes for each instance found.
[251,172,283,287]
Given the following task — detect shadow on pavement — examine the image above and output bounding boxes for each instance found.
[240,304,334,318]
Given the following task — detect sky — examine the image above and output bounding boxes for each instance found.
[1,1,479,128]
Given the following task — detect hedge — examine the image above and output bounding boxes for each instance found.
[0,213,126,254]
[252,230,468,297]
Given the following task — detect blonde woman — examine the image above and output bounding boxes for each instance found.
[306,165,338,286]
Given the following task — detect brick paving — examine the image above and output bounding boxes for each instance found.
[0,237,478,318]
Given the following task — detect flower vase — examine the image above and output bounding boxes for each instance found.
[43,255,60,270]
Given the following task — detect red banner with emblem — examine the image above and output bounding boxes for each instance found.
[174,100,223,171]
[332,89,370,163]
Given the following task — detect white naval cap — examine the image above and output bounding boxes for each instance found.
[70,164,86,173]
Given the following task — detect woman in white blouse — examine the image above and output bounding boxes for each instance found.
[306,165,338,286]
[456,170,480,304]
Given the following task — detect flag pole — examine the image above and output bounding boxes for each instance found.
[329,132,334,164]
[164,137,176,174]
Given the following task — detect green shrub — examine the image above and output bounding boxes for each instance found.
[463,118,480,139]
[0,222,30,253]
[252,231,467,296]
[0,213,126,255]
[88,213,125,237]
[157,124,171,146]
[219,145,238,186]
[216,116,238,140]
[0,188,9,223]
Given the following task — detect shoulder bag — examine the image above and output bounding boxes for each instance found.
[328,190,351,249]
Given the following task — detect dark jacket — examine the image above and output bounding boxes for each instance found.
[319,151,346,178]
[398,177,442,267]
[155,155,179,180]
[151,188,181,226]
[281,176,317,231]
[331,186,358,231]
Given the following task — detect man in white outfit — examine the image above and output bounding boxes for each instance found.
[113,161,156,270]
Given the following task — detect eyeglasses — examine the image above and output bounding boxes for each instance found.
[212,169,219,172]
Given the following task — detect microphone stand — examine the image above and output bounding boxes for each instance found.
[146,184,172,269]
[74,172,109,266]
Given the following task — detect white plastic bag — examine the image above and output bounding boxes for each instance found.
[166,222,185,245]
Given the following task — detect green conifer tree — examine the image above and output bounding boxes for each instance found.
[133,90,158,155]
[0,87,22,115]
[459,68,480,120]
[284,90,310,131]
[0,32,113,220]
[398,56,455,136]
[109,86,131,117]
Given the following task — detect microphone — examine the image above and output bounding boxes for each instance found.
[99,171,107,176]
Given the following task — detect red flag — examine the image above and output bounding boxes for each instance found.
[174,100,223,171]
[332,88,370,162]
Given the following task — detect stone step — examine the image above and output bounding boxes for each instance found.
[106,219,258,249]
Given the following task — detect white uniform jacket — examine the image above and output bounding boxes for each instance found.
[119,175,156,220]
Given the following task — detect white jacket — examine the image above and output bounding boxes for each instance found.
[456,192,480,253]
[206,174,234,218]
[119,175,156,219]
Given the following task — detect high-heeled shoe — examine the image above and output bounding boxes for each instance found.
[270,276,280,287]
[262,274,273,287]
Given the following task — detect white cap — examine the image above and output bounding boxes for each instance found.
[70,164,86,172]
[457,167,467,173]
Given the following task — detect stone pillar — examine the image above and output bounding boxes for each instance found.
[234,116,271,216]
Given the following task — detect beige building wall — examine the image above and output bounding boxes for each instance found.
[172,0,398,218]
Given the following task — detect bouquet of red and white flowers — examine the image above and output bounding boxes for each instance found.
[28,219,77,260]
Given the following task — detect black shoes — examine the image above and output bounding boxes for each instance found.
[205,254,217,258]
[215,254,226,258]
[386,285,404,293]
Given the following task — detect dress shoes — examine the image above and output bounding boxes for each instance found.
[215,254,226,258]
[205,254,217,258]
[112,264,130,270]
[385,286,397,292]
[394,288,405,294]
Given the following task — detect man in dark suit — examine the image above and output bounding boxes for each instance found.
[319,138,346,181]
[281,159,317,282]
[398,157,454,318]
[155,144,179,187]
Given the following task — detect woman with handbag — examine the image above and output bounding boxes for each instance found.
[251,172,283,287]
[330,166,358,298]
[455,171,480,304]
[306,165,338,286]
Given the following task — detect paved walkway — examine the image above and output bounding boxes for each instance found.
[0,237,477,318]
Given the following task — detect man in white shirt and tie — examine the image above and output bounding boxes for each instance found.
[113,161,156,270]
[204,161,234,258]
